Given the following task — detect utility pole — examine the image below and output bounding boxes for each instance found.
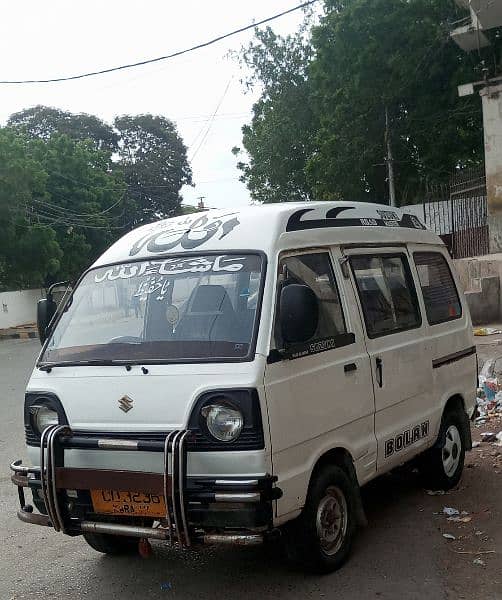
[385,106,397,207]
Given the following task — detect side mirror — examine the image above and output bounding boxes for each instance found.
[37,298,57,344]
[280,284,319,345]
[36,280,69,344]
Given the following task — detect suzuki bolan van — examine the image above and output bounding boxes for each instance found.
[10,202,476,573]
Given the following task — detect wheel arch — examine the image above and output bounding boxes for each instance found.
[443,393,466,415]
[309,446,367,527]
[311,447,356,479]
[440,393,472,451]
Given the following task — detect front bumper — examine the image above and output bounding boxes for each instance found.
[11,425,280,546]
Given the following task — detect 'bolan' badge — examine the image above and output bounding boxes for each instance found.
[118,395,134,413]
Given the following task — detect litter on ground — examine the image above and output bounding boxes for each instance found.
[447,516,472,523]
[476,358,502,420]
[473,328,502,336]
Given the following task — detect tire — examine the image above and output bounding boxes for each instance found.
[283,464,357,574]
[419,408,467,491]
[83,532,139,555]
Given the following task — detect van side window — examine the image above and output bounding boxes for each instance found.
[350,254,421,338]
[413,252,462,324]
[275,252,347,348]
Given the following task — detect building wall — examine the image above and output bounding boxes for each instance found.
[0,289,44,329]
[480,83,502,253]
[454,254,502,325]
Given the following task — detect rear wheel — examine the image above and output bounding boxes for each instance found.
[83,532,139,555]
[283,465,357,573]
[419,408,466,490]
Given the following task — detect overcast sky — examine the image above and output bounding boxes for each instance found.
[0,1,310,209]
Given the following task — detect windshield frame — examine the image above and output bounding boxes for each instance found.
[37,249,268,368]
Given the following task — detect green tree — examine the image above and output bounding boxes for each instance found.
[114,114,192,225]
[28,134,127,281]
[234,26,316,203]
[308,0,485,204]
[237,0,489,206]
[0,129,62,290]
[8,105,119,152]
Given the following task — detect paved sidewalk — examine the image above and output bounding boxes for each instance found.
[0,323,38,341]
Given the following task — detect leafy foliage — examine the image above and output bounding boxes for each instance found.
[0,129,125,288]
[0,129,62,290]
[233,27,316,203]
[8,105,119,152]
[237,0,491,205]
[28,134,127,281]
[114,114,192,225]
[1,109,193,289]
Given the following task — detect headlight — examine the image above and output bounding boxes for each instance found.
[30,405,59,434]
[201,402,244,443]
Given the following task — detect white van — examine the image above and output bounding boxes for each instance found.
[10,202,477,573]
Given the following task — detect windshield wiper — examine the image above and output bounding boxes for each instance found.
[38,359,135,371]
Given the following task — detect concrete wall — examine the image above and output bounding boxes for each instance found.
[0,289,44,329]
[453,254,502,325]
[480,83,502,253]
[465,276,500,325]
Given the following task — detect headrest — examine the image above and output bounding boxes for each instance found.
[189,285,232,314]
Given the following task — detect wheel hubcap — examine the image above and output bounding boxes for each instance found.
[316,485,348,556]
[442,425,462,477]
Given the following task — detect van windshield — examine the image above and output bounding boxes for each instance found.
[40,254,264,365]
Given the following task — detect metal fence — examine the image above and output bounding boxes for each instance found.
[421,166,488,259]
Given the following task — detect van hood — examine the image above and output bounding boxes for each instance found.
[27,359,265,432]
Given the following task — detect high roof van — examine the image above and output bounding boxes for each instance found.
[10,202,476,572]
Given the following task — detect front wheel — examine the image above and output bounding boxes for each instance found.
[83,532,139,555]
[419,408,466,490]
[283,465,357,573]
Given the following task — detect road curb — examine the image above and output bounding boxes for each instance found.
[0,331,38,341]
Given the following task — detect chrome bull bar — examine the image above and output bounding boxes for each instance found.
[40,424,69,533]
[30,425,193,547]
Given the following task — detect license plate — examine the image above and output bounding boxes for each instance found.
[90,489,166,517]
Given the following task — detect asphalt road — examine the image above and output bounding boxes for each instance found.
[0,338,500,600]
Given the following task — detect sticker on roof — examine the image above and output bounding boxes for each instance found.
[129,213,240,256]
[286,207,425,232]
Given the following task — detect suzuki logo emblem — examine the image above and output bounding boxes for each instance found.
[118,395,134,413]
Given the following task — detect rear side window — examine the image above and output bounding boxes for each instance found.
[414,252,462,324]
[275,252,347,348]
[350,254,421,338]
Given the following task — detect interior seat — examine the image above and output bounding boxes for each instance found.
[174,285,239,342]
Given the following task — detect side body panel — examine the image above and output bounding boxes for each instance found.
[344,246,435,472]
[407,245,477,439]
[263,247,376,520]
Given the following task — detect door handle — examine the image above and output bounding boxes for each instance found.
[375,357,383,387]
[344,362,357,373]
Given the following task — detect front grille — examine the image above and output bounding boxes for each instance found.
[26,428,264,452]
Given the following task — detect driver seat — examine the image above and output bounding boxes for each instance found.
[174,285,238,342]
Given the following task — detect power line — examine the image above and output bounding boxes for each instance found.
[30,196,126,223]
[26,207,129,230]
[189,78,233,162]
[0,1,318,85]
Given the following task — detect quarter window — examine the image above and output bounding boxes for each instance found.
[350,254,421,338]
[414,252,462,324]
[275,252,347,348]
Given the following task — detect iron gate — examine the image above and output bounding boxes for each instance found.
[422,166,488,259]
